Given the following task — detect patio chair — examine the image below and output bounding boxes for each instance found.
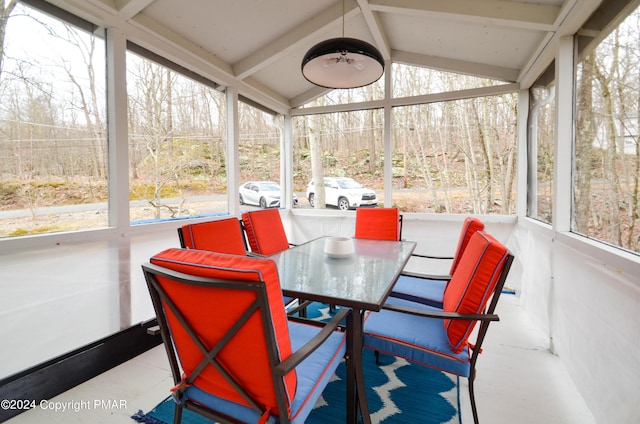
[177,217,248,255]
[241,209,294,255]
[391,216,485,308]
[336,206,402,312]
[354,207,402,241]
[363,231,513,424]
[240,209,310,316]
[178,217,306,316]
[143,248,350,424]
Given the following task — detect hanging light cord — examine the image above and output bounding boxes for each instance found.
[342,0,345,38]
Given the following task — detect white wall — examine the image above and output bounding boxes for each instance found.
[513,218,640,424]
[0,240,121,377]
[0,221,182,378]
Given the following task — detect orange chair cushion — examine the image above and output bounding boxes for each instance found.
[448,217,485,275]
[242,209,290,255]
[355,208,400,241]
[180,218,247,255]
[442,232,508,353]
[150,248,295,415]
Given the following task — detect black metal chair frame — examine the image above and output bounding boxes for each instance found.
[376,253,514,424]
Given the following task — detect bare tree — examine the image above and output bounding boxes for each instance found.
[461,101,482,213]
[307,114,325,209]
[472,100,494,212]
[406,107,444,212]
[575,54,596,232]
[55,24,106,178]
[594,48,623,245]
[435,103,454,211]
[129,60,184,218]
[0,0,18,79]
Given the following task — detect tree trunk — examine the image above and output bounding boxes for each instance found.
[0,0,18,79]
[594,58,622,245]
[308,116,325,209]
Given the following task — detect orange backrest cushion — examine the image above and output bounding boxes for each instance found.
[448,217,485,275]
[442,232,508,353]
[180,218,247,255]
[355,208,401,241]
[241,209,290,255]
[149,248,295,415]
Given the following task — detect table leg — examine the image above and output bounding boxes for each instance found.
[346,311,356,424]
[345,309,372,424]
[353,309,371,424]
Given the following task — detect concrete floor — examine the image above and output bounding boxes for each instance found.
[6,294,596,424]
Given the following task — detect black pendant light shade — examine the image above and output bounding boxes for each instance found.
[301,37,384,89]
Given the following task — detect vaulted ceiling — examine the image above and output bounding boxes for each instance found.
[54,0,604,113]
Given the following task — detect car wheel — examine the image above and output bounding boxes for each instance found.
[259,197,267,208]
[338,197,350,210]
[308,193,315,208]
[239,194,245,205]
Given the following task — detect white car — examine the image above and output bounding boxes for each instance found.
[239,181,297,208]
[306,177,377,210]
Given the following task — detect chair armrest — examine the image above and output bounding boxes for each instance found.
[400,270,452,281]
[388,292,443,309]
[248,246,296,255]
[287,314,346,332]
[286,299,313,316]
[275,308,351,375]
[411,253,454,260]
[381,302,499,322]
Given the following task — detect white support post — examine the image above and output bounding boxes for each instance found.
[106,28,131,329]
[383,60,392,207]
[516,89,529,217]
[553,36,576,233]
[283,115,295,209]
[226,87,240,216]
[106,28,129,230]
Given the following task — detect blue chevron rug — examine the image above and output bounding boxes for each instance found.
[132,303,461,424]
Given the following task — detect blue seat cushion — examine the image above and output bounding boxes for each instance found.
[391,274,447,308]
[363,297,471,378]
[181,320,346,423]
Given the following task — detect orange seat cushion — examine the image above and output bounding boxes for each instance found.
[150,248,295,415]
[242,209,290,255]
[180,218,247,255]
[442,232,508,353]
[355,208,400,241]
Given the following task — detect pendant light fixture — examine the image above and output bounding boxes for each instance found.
[301,0,384,89]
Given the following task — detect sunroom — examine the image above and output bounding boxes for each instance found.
[0,1,638,423]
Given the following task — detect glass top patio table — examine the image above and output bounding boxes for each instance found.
[269,236,416,424]
[269,236,417,312]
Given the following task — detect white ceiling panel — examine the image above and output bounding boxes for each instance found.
[139,0,337,64]
[56,0,607,111]
[380,13,547,70]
